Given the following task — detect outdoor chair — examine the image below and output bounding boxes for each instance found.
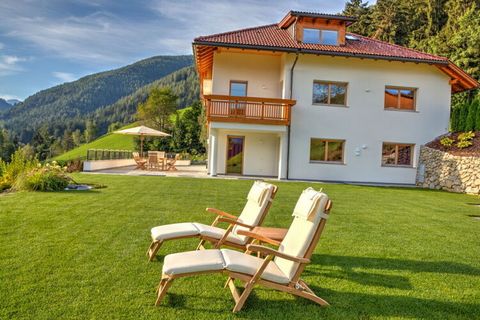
[166,154,179,171]
[147,152,162,171]
[146,181,278,261]
[154,187,333,312]
[132,152,147,170]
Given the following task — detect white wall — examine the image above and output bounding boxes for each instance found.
[83,159,136,171]
[212,51,282,98]
[214,129,279,176]
[286,54,452,184]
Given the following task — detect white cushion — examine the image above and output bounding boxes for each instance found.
[221,249,290,284]
[292,188,321,219]
[151,222,200,241]
[193,223,245,245]
[163,249,225,275]
[246,181,268,204]
[276,192,330,280]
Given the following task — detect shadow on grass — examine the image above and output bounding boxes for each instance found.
[309,254,480,276]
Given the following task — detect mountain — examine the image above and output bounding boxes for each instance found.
[7,99,21,106]
[0,55,194,142]
[92,65,199,133]
[0,98,11,111]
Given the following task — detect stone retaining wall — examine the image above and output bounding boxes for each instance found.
[416,146,480,194]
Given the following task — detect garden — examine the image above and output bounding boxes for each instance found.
[1,174,479,319]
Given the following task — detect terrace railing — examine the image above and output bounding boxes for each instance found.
[86,149,133,161]
[204,95,296,126]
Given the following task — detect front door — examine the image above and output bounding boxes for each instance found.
[226,136,244,174]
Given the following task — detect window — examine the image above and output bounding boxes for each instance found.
[385,86,416,110]
[382,143,414,167]
[303,28,338,45]
[313,81,347,105]
[230,81,247,97]
[310,139,345,163]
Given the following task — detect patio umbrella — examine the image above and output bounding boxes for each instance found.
[114,125,170,156]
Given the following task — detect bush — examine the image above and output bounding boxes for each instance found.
[0,150,38,191]
[440,137,454,147]
[14,161,72,192]
[456,131,475,149]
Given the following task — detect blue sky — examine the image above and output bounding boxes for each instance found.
[0,0,373,101]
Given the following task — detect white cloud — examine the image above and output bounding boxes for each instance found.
[52,71,77,83]
[0,93,21,101]
[0,0,348,64]
[0,55,27,76]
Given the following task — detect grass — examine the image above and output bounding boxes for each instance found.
[53,123,138,161]
[0,174,479,319]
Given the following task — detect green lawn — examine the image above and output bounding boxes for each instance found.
[53,124,137,161]
[0,175,479,319]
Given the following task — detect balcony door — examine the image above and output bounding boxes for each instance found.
[226,136,244,175]
[229,81,247,116]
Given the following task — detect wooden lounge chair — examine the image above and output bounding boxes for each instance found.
[154,188,332,312]
[133,152,147,170]
[146,181,278,261]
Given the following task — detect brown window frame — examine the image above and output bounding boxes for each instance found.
[384,86,417,111]
[381,142,415,167]
[309,138,345,164]
[302,28,339,45]
[312,81,348,106]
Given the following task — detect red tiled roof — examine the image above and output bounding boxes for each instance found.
[194,24,448,63]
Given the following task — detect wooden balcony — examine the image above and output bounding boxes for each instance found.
[204,95,296,126]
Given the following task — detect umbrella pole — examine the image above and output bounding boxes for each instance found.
[140,135,144,158]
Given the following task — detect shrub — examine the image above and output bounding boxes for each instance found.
[0,150,38,191]
[440,137,454,147]
[14,161,72,192]
[456,131,475,149]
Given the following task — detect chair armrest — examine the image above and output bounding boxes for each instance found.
[236,230,281,246]
[217,217,254,229]
[246,244,310,264]
[205,207,237,220]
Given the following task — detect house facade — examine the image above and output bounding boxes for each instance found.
[193,11,479,184]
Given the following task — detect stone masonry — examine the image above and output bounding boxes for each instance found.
[416,146,480,195]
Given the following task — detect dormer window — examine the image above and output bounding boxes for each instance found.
[303,28,338,45]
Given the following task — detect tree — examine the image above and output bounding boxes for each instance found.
[343,0,373,35]
[476,98,480,131]
[465,99,477,131]
[84,120,97,143]
[136,87,178,131]
[72,129,83,147]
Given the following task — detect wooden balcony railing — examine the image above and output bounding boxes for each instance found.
[204,95,296,126]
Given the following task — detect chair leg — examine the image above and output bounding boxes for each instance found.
[291,282,329,306]
[232,281,254,313]
[147,240,163,261]
[155,278,174,306]
[196,239,206,250]
[224,277,232,288]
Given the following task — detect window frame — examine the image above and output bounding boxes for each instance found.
[309,138,346,164]
[302,28,339,45]
[384,85,417,111]
[312,81,348,106]
[229,80,248,97]
[381,142,415,167]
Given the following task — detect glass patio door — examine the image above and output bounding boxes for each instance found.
[226,136,244,174]
[229,81,247,116]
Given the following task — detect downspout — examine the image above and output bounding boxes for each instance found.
[286,52,299,180]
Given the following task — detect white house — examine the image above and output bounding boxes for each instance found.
[193,11,479,184]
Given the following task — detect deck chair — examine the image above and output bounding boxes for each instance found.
[146,181,278,261]
[155,188,332,312]
[132,152,147,170]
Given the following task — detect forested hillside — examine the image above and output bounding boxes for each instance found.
[343,0,479,102]
[92,66,199,134]
[0,99,12,111]
[0,55,193,143]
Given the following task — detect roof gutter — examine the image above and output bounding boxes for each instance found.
[192,41,450,66]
